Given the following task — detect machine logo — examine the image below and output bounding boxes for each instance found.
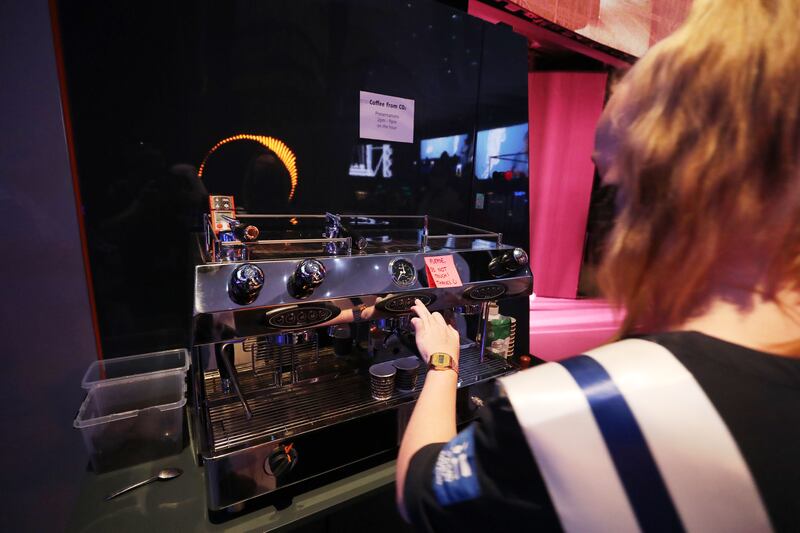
[464,284,506,300]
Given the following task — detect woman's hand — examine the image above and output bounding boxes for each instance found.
[410,299,460,364]
[358,295,385,322]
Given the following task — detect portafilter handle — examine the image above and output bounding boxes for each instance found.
[390,327,421,358]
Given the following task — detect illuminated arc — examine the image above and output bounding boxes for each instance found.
[198,134,298,201]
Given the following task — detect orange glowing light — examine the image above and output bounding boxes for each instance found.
[198,134,299,201]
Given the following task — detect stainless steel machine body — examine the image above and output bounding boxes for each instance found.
[190,214,532,511]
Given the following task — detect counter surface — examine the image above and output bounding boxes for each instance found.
[67,446,398,533]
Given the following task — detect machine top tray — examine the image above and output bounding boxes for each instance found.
[203,214,504,263]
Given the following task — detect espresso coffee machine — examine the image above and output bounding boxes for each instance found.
[189,210,532,512]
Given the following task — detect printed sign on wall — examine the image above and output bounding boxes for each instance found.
[359,90,415,143]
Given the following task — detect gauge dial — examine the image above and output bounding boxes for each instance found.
[389,258,417,287]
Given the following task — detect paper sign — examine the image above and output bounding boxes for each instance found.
[359,90,415,143]
[424,255,463,288]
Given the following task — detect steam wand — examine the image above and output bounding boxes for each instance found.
[216,343,253,420]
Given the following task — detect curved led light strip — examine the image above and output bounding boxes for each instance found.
[198,134,298,201]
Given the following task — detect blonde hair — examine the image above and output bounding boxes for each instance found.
[597,0,800,336]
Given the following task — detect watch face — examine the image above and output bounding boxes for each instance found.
[432,353,451,367]
[389,258,417,287]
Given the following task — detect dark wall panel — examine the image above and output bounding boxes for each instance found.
[0,0,97,529]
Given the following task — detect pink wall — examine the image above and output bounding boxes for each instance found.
[529,71,607,298]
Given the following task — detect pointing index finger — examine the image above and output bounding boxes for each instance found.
[411,298,431,316]
[411,299,433,324]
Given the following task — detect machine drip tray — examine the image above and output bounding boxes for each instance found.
[203,346,511,455]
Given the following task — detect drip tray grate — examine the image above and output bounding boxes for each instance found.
[204,346,510,454]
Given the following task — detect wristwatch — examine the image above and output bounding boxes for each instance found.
[428,352,458,374]
[352,303,366,322]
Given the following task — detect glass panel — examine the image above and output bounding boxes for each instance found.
[55,0,528,355]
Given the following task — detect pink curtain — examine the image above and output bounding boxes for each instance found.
[529,71,607,298]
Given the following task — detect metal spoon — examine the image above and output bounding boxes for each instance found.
[104,468,183,501]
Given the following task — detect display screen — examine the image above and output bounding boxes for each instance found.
[419,133,469,178]
[420,133,468,162]
[474,123,528,180]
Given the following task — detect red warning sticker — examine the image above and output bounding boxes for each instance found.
[424,255,463,288]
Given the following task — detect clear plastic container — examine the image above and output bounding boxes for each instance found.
[81,348,189,389]
[74,372,187,473]
[75,349,189,473]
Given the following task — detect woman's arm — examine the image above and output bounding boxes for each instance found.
[396,299,460,521]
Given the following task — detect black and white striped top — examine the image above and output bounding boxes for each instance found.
[404,332,800,532]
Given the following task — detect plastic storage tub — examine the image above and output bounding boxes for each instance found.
[74,349,189,472]
[81,348,189,389]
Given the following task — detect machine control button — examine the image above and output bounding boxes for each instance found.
[376,292,436,313]
[288,259,326,298]
[265,304,339,329]
[228,263,265,305]
[488,248,529,278]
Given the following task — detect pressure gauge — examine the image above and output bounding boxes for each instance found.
[389,258,417,287]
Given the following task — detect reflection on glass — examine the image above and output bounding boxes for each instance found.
[475,123,528,180]
[199,134,299,201]
[348,143,394,178]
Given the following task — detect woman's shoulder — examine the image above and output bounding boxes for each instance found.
[640,330,800,388]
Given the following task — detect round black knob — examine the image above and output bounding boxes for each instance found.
[489,248,529,277]
[289,259,326,298]
[228,263,264,305]
[265,444,298,479]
